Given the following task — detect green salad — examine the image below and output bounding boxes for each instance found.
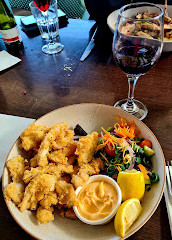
[94,116,159,188]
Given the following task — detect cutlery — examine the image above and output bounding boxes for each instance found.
[166,161,172,204]
[164,161,172,236]
[80,26,98,62]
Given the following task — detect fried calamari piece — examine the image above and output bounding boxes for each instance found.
[20,123,50,151]
[90,157,104,172]
[30,155,38,168]
[19,174,57,212]
[80,157,104,175]
[36,123,74,166]
[75,132,98,166]
[71,170,89,188]
[35,174,57,201]
[23,167,40,184]
[40,192,58,209]
[4,182,24,205]
[55,180,78,208]
[71,158,104,188]
[48,151,68,165]
[59,207,77,219]
[36,206,54,224]
[23,163,73,184]
[30,196,38,210]
[51,128,74,150]
[48,141,77,165]
[6,155,25,183]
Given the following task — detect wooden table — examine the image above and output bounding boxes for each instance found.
[0,17,172,240]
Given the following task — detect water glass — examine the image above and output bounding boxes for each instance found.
[29,0,64,54]
[29,0,59,40]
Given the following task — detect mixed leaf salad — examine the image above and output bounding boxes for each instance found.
[94,116,159,188]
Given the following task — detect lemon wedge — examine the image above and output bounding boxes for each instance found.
[117,169,145,201]
[114,198,142,237]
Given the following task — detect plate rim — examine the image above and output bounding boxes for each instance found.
[2,103,166,240]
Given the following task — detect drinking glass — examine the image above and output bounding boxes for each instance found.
[33,0,64,54]
[113,3,164,120]
[29,1,59,40]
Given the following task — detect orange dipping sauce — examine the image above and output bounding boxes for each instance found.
[77,181,118,221]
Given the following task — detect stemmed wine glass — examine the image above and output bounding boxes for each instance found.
[113,3,164,120]
[33,0,64,54]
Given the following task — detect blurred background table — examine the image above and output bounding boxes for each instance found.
[0,16,172,240]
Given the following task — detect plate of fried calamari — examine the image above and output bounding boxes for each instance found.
[107,4,172,52]
[2,104,165,239]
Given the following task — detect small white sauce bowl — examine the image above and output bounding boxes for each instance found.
[73,175,122,225]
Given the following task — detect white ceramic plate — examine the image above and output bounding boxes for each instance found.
[107,4,172,52]
[2,103,165,240]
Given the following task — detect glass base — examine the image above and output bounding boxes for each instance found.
[42,42,64,54]
[114,99,148,120]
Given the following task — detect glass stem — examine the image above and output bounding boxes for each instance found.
[42,11,53,44]
[126,74,139,108]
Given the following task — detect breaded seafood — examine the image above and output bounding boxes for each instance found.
[23,163,74,184]
[75,132,98,166]
[71,157,104,188]
[55,180,78,208]
[40,192,58,209]
[58,207,77,219]
[4,122,103,224]
[19,173,57,212]
[6,155,26,183]
[20,123,50,151]
[48,141,77,165]
[36,206,54,224]
[4,182,24,205]
[36,123,73,167]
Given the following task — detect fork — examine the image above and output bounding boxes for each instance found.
[166,160,172,204]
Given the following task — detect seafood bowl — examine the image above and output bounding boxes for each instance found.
[2,103,165,240]
[107,4,172,52]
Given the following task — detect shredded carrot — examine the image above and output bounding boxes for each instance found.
[96,127,123,151]
[115,115,127,128]
[100,153,109,163]
[115,163,122,166]
[137,164,149,179]
[96,144,106,151]
[96,116,139,169]
[114,124,135,138]
[116,166,121,172]
[114,116,138,139]
[124,154,131,164]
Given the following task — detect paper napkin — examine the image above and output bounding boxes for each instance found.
[0,50,21,71]
[164,166,172,236]
[0,114,34,177]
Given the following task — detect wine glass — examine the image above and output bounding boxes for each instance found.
[33,0,64,54]
[113,3,164,120]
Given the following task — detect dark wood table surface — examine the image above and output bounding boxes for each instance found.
[0,16,172,240]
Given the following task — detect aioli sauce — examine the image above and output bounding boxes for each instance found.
[77,181,118,221]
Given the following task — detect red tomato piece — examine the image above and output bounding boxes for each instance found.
[105,145,116,156]
[140,140,152,148]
